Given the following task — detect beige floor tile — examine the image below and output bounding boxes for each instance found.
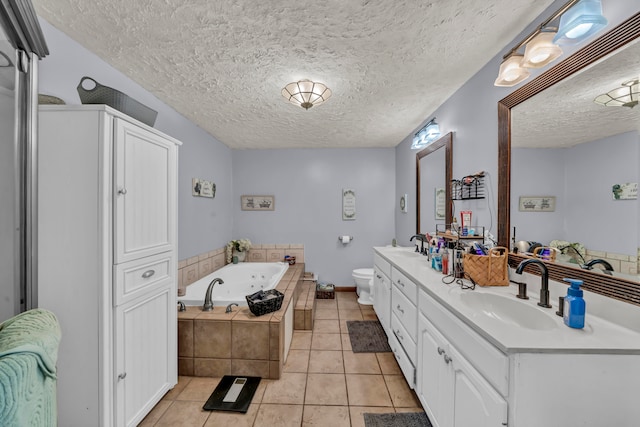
[175,377,221,402]
[338,309,364,320]
[341,334,352,351]
[252,378,269,404]
[303,405,350,426]
[138,400,172,426]
[154,401,210,427]
[346,374,393,407]
[336,292,357,300]
[313,319,341,333]
[315,299,338,309]
[362,310,379,320]
[376,353,402,375]
[349,406,395,427]
[339,319,351,334]
[261,372,307,405]
[283,349,310,373]
[305,373,348,405]
[385,375,421,408]
[308,350,344,373]
[314,308,340,320]
[163,376,193,400]
[395,407,427,413]
[291,331,312,349]
[311,332,342,350]
[337,299,360,310]
[203,403,259,427]
[254,403,304,427]
[343,352,381,374]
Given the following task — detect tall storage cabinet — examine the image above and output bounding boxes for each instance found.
[38,106,180,426]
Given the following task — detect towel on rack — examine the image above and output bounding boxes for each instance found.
[0,308,61,427]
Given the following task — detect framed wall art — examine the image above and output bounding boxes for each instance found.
[342,188,356,220]
[241,195,274,211]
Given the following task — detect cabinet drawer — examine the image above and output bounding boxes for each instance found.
[419,289,509,396]
[391,267,417,301]
[392,285,417,342]
[374,254,391,278]
[388,329,415,389]
[115,253,174,306]
[391,313,416,365]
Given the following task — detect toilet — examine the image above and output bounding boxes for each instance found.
[352,268,374,305]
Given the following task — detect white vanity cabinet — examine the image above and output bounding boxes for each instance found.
[373,254,392,335]
[38,106,180,427]
[389,267,418,388]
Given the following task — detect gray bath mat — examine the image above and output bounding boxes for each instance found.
[203,376,261,413]
[364,412,432,427]
[346,320,391,353]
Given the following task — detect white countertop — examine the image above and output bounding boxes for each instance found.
[375,246,640,355]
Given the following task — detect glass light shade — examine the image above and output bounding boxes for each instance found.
[494,54,530,87]
[281,80,332,110]
[594,79,640,108]
[424,121,441,142]
[522,32,563,68]
[553,0,607,46]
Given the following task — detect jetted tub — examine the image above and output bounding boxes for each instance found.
[181,262,289,307]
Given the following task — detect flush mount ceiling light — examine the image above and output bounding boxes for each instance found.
[521,31,563,68]
[494,54,530,87]
[281,80,332,110]
[411,118,441,150]
[553,0,607,45]
[494,0,607,87]
[594,79,640,108]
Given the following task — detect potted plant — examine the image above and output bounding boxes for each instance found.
[226,238,252,263]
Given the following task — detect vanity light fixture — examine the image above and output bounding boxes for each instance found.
[411,118,441,150]
[594,79,640,108]
[494,0,607,87]
[281,79,332,110]
[553,0,607,45]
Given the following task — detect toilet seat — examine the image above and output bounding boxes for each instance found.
[353,268,374,279]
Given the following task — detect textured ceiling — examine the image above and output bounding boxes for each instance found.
[512,38,640,148]
[35,0,555,149]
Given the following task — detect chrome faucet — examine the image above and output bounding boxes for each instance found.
[225,303,239,313]
[582,259,614,273]
[410,234,427,254]
[177,301,186,312]
[203,278,224,311]
[515,258,551,308]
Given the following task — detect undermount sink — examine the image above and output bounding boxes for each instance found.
[458,292,558,331]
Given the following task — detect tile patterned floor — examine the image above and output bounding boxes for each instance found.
[140,292,423,426]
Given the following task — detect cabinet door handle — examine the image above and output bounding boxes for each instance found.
[437,347,445,355]
[444,354,452,364]
[395,329,403,340]
[397,279,405,287]
[117,188,127,195]
[396,304,404,314]
[376,274,382,279]
[118,372,127,380]
[141,269,155,279]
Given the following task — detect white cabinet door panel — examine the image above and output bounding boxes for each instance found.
[114,118,176,263]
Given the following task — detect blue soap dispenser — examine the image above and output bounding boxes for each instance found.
[563,278,585,329]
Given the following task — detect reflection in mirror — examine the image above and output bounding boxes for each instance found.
[498,12,640,305]
[511,38,640,283]
[416,132,452,235]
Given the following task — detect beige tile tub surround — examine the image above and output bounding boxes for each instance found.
[178,264,304,380]
[585,248,639,276]
[177,244,304,295]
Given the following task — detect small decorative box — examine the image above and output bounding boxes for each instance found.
[316,283,335,299]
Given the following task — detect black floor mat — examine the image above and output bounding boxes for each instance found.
[203,376,261,413]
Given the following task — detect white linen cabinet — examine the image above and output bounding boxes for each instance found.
[37,106,180,427]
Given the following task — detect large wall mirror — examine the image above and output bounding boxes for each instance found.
[498,12,640,305]
[416,132,453,235]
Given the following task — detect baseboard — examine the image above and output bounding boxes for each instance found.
[335,286,356,292]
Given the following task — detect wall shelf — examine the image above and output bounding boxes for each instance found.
[451,173,485,200]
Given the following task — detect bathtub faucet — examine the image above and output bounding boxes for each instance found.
[225,303,239,313]
[203,278,224,311]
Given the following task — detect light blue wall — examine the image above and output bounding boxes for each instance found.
[394,0,640,249]
[232,148,396,286]
[37,19,234,260]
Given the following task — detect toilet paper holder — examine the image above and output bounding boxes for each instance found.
[338,235,354,243]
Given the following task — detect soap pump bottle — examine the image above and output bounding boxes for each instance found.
[563,278,586,329]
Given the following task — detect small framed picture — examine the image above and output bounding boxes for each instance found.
[518,196,556,212]
[192,178,216,198]
[400,194,408,213]
[241,195,275,211]
[342,188,356,220]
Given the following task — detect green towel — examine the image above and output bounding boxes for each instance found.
[0,309,61,427]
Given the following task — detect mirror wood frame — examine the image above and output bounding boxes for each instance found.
[416,132,453,234]
[497,12,640,306]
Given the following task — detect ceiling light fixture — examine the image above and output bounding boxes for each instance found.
[281,80,332,110]
[594,79,640,108]
[411,118,441,150]
[494,0,607,87]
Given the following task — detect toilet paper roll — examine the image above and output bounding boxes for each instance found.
[340,235,351,244]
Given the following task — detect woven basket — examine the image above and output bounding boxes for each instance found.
[245,289,284,316]
[316,283,335,299]
[463,247,509,286]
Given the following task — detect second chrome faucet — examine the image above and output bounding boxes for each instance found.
[515,258,552,308]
